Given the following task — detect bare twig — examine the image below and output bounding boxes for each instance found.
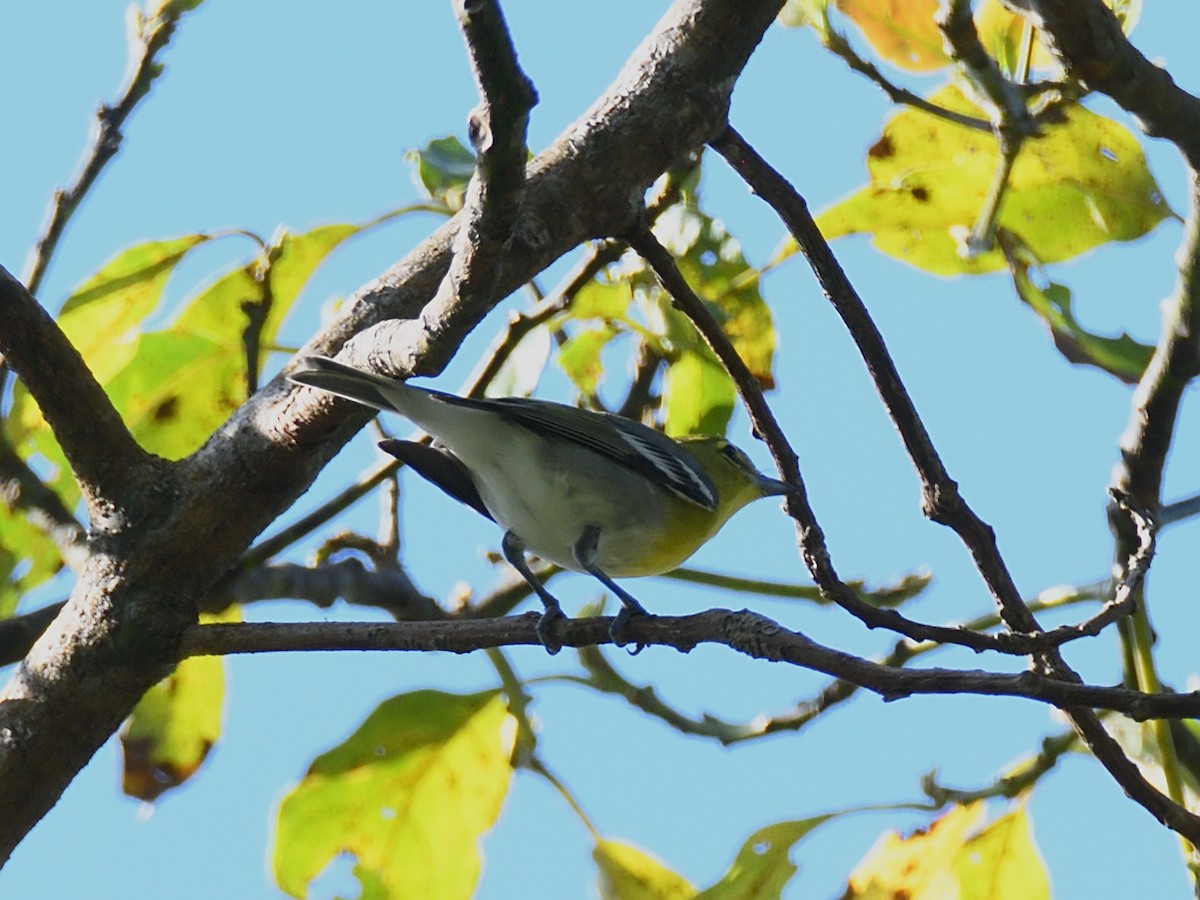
[177,610,1200,725]
[24,3,196,294]
[922,729,1081,805]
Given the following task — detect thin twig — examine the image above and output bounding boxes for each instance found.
[24,3,196,294]
[177,610,1200,727]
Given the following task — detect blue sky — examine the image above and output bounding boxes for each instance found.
[3,2,1200,897]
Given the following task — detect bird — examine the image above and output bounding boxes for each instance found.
[289,354,794,653]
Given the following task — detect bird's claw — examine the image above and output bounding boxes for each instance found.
[609,605,646,655]
[536,604,567,655]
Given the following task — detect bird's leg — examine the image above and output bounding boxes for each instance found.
[501,531,566,654]
[574,525,648,653]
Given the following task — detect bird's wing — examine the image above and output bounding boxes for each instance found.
[439,395,719,511]
[378,439,495,522]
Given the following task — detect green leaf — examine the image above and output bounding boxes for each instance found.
[407,135,476,210]
[646,204,777,391]
[594,838,697,900]
[0,516,65,619]
[1009,259,1153,383]
[559,326,620,397]
[57,234,211,380]
[173,223,359,357]
[120,607,236,802]
[815,85,1174,275]
[571,279,637,323]
[954,806,1050,900]
[697,817,835,900]
[663,349,735,438]
[274,690,515,900]
[104,331,242,459]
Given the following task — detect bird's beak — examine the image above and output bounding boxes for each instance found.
[757,474,797,497]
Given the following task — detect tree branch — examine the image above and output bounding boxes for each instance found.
[177,611,1200,722]
[0,266,158,511]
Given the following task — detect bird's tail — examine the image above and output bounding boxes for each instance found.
[289,355,412,413]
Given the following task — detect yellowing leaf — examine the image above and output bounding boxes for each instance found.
[955,806,1050,900]
[173,222,360,363]
[816,85,1173,275]
[646,204,777,390]
[836,0,948,72]
[57,234,211,380]
[846,803,983,899]
[594,838,696,900]
[273,690,515,900]
[103,331,242,460]
[559,326,620,397]
[120,607,238,802]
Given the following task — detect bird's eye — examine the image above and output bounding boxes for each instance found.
[720,442,750,468]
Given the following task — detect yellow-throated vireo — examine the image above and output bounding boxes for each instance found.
[290,355,793,652]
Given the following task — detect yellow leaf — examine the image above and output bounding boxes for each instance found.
[816,85,1173,275]
[594,838,697,900]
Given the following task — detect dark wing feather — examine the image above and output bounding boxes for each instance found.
[435,395,718,511]
[378,439,494,522]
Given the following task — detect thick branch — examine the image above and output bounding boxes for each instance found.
[0,266,157,510]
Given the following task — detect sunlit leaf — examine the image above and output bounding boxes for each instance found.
[173,223,359,359]
[408,135,476,210]
[955,806,1050,900]
[57,234,211,380]
[779,0,833,36]
[104,331,242,459]
[1009,257,1152,382]
[645,204,776,390]
[274,690,515,900]
[816,85,1173,275]
[698,816,836,899]
[559,326,620,397]
[594,838,697,900]
[835,0,948,72]
[120,607,238,802]
[846,803,983,898]
[974,0,1055,76]
[663,349,735,438]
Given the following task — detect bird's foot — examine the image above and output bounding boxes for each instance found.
[536,603,567,655]
[609,605,647,655]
